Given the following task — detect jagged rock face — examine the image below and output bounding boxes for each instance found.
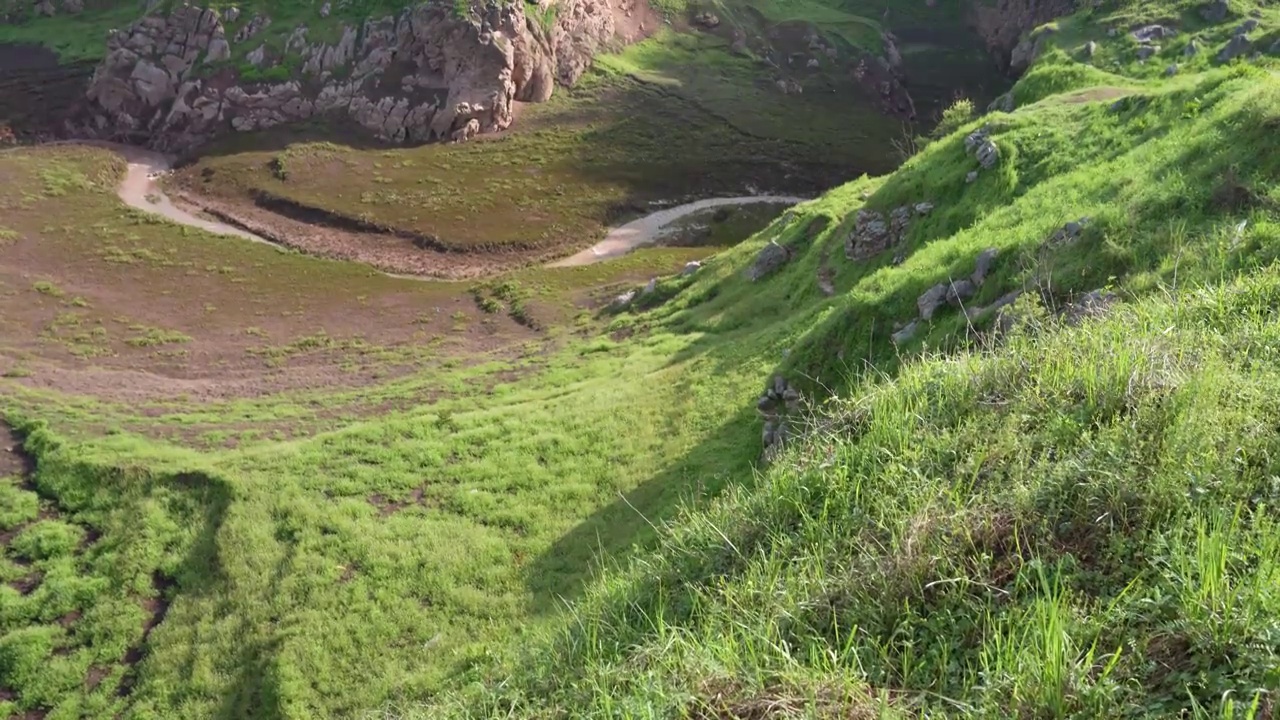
[551,0,615,85]
[77,0,623,150]
[967,0,1077,73]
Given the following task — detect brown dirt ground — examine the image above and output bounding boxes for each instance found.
[0,144,686,446]
[0,145,540,408]
[167,189,554,280]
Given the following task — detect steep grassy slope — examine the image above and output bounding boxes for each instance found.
[2,1,1280,719]
[413,3,1280,716]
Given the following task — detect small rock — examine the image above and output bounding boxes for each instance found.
[1132,25,1176,43]
[680,261,701,277]
[245,44,266,67]
[914,202,934,215]
[1063,289,1116,325]
[971,248,999,285]
[61,0,82,13]
[319,1,330,16]
[1218,34,1251,63]
[1184,40,1200,56]
[1234,19,1259,36]
[223,6,240,22]
[966,170,979,184]
[693,11,719,29]
[918,283,949,320]
[746,241,791,281]
[964,128,999,169]
[1137,45,1160,60]
[806,57,820,68]
[891,320,919,345]
[965,289,1023,321]
[612,290,637,308]
[1107,27,1118,38]
[1048,217,1091,246]
[641,277,657,295]
[34,0,55,15]
[1165,63,1179,76]
[1084,40,1098,58]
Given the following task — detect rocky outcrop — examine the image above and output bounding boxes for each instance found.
[77,0,636,150]
[552,0,616,86]
[845,202,931,262]
[967,0,1077,74]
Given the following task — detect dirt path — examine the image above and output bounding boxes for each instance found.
[53,141,805,271]
[112,145,272,244]
[548,195,808,267]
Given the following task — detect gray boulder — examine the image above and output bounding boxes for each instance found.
[34,0,55,15]
[62,0,82,13]
[746,241,791,281]
[1010,26,1055,75]
[971,248,999,285]
[946,279,977,306]
[1165,63,1179,76]
[1200,0,1229,23]
[222,6,240,22]
[1184,40,1200,56]
[918,283,949,320]
[964,128,999,169]
[1132,25,1176,43]
[891,320,919,345]
[1218,34,1252,63]
[1234,19,1259,36]
[1137,45,1160,60]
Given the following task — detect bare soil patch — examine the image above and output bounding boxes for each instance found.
[0,422,33,478]
[170,188,552,280]
[0,145,542,414]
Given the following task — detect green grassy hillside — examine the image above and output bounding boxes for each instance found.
[3,0,1280,718]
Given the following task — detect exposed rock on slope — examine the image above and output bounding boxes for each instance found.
[968,0,1077,73]
[76,0,638,150]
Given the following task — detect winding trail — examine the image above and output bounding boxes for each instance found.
[62,141,806,270]
[108,144,271,245]
[548,195,808,267]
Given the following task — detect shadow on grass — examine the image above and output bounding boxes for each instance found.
[525,403,761,615]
